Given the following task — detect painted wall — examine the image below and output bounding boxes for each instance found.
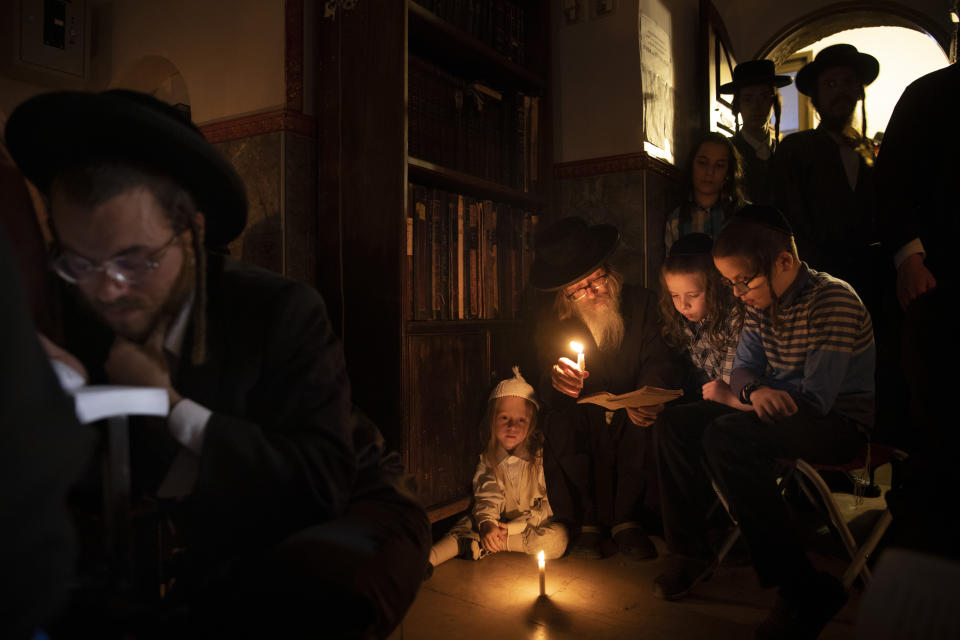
[553,0,700,164]
[99,0,285,124]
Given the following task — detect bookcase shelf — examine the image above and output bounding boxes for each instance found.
[408,156,545,207]
[408,1,545,94]
[406,318,523,335]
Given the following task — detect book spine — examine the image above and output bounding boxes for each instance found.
[467,198,479,319]
[405,182,415,321]
[457,195,469,320]
[413,185,429,320]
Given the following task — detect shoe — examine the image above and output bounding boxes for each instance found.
[568,528,604,559]
[754,572,847,640]
[613,527,658,560]
[652,555,714,601]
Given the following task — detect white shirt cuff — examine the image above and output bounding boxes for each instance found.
[506,518,528,535]
[167,398,212,455]
[894,238,925,270]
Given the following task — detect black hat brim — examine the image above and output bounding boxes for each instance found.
[4,91,247,247]
[530,224,619,291]
[795,52,879,97]
[719,74,792,94]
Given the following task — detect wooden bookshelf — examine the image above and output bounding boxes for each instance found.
[316,1,551,513]
[407,1,545,93]
[408,156,545,207]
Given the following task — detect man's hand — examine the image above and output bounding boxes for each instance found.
[625,402,665,427]
[104,322,181,406]
[897,253,936,310]
[479,520,508,553]
[750,387,798,424]
[37,332,88,384]
[551,356,589,398]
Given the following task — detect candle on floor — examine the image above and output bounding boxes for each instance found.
[570,341,584,373]
[538,550,546,596]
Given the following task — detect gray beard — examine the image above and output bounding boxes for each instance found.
[575,298,625,351]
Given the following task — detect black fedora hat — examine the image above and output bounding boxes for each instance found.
[530,217,619,291]
[795,44,879,97]
[719,60,792,95]
[4,89,247,247]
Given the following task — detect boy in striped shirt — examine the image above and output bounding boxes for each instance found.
[653,204,874,640]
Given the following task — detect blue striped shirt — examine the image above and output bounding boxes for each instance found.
[729,264,875,427]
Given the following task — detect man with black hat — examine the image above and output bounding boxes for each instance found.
[530,217,682,560]
[770,43,882,314]
[719,60,792,205]
[4,90,429,637]
[653,204,874,640]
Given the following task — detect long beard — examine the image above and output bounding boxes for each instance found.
[575,294,625,351]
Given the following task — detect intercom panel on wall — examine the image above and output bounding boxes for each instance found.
[18,0,87,77]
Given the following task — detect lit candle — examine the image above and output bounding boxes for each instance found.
[569,341,585,373]
[538,550,546,596]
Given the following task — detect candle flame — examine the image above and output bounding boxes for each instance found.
[538,550,545,568]
[569,341,583,354]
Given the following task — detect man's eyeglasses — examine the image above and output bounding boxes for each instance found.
[566,274,608,301]
[721,270,763,296]
[52,233,181,286]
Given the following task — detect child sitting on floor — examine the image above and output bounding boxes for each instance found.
[428,367,568,570]
[659,233,749,410]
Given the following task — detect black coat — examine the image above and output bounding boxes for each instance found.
[0,230,95,640]
[770,126,879,287]
[876,62,960,285]
[64,253,359,561]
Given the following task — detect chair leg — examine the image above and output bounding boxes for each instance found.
[795,460,873,586]
[841,509,893,590]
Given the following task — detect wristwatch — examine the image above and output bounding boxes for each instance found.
[740,380,761,405]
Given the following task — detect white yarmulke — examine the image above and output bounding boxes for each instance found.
[489,366,539,409]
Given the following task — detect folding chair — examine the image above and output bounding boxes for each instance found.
[712,443,908,591]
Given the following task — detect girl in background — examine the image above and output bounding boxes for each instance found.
[428,367,567,571]
[664,132,745,253]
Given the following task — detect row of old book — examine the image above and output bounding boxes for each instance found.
[412,0,527,64]
[407,184,538,321]
[409,55,540,191]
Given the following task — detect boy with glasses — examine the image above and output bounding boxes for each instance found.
[652,204,875,640]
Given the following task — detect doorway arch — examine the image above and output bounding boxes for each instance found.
[756,1,952,64]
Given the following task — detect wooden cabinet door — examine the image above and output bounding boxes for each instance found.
[406,331,490,509]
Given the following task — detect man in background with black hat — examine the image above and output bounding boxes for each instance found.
[770,43,883,316]
[719,59,792,204]
[4,89,429,637]
[530,217,682,561]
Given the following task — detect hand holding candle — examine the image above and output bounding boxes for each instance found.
[550,341,589,398]
[538,550,546,596]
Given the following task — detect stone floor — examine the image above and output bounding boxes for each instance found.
[402,471,891,639]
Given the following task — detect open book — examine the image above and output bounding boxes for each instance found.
[72,385,170,425]
[577,386,683,411]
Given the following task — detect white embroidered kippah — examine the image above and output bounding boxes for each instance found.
[489,365,539,409]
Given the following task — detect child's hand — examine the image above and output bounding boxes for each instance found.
[479,521,508,553]
[626,403,664,427]
[703,380,734,405]
[552,356,589,398]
